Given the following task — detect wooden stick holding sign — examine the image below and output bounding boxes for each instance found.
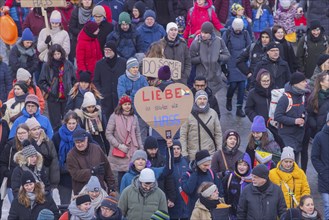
[142,58,182,80]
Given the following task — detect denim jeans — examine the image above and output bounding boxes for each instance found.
[227,81,246,107]
[322,193,329,220]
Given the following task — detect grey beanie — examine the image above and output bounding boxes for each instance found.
[21,140,38,158]
[131,150,147,162]
[194,90,208,103]
[37,209,54,220]
[86,176,101,192]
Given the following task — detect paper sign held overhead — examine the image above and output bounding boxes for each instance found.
[21,0,66,8]
[142,58,182,80]
[134,83,193,140]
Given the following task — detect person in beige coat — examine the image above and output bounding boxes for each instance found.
[180,90,222,161]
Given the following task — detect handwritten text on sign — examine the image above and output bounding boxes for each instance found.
[134,84,193,139]
[142,58,182,80]
[21,0,66,8]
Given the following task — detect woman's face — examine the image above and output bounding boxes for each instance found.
[66,118,78,132]
[14,85,25,96]
[53,51,61,60]
[79,82,90,90]
[321,59,329,71]
[260,75,271,88]
[134,158,146,171]
[252,131,263,141]
[122,102,131,112]
[320,74,329,90]
[132,8,140,18]
[51,22,61,29]
[281,159,294,170]
[173,145,181,158]
[88,191,100,200]
[196,0,205,6]
[300,198,315,215]
[274,28,285,40]
[101,206,115,217]
[23,182,35,193]
[129,66,139,75]
[30,126,42,140]
[79,202,91,212]
[17,128,29,142]
[28,155,38,166]
[226,136,237,149]
[85,105,96,113]
[23,41,33,48]
[209,188,219,200]
[81,0,92,8]
[237,161,249,175]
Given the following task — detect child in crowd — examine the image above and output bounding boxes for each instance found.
[226,3,253,39]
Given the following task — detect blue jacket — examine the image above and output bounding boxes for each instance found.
[9,6,29,36]
[225,16,253,40]
[251,6,273,33]
[0,61,12,102]
[136,23,166,52]
[117,73,148,104]
[9,108,53,139]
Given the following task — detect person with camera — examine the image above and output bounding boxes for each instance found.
[66,128,116,196]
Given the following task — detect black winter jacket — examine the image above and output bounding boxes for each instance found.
[0,139,20,188]
[0,61,12,102]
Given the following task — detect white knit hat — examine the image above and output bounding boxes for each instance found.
[139,168,156,183]
[25,117,41,130]
[81,92,96,108]
[280,0,291,9]
[166,22,178,34]
[17,68,31,81]
[281,146,295,161]
[232,18,244,31]
[50,10,62,23]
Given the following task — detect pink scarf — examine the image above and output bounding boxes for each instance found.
[115,114,139,149]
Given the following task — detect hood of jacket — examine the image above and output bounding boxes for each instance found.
[21,107,41,118]
[194,0,213,10]
[13,150,43,171]
[235,153,252,176]
[257,28,273,45]
[222,129,241,153]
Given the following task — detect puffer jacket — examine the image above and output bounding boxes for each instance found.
[180,108,222,161]
[269,161,310,208]
[251,5,274,33]
[190,199,212,220]
[118,176,168,220]
[0,60,11,102]
[137,22,166,53]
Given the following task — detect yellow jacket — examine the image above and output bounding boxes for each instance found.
[269,161,310,208]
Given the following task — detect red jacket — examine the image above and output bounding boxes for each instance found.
[213,0,252,24]
[76,30,103,80]
[55,3,74,31]
[183,0,223,47]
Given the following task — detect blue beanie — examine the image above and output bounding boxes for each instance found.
[251,115,267,132]
[21,28,34,41]
[143,9,156,20]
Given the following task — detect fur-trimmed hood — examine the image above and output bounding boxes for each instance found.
[13,150,43,171]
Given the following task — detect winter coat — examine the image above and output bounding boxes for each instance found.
[97,20,114,52]
[274,7,296,34]
[296,31,328,79]
[269,161,311,208]
[66,142,116,195]
[222,28,251,83]
[94,0,124,22]
[4,0,29,36]
[211,149,244,176]
[274,83,306,152]
[76,30,103,79]
[183,0,223,47]
[38,60,76,100]
[0,119,9,153]
[275,39,298,73]
[190,199,212,220]
[118,176,168,220]
[9,108,53,139]
[3,97,25,128]
[106,113,143,172]
[180,108,222,161]
[213,0,252,24]
[106,26,142,60]
[254,56,291,89]
[159,36,191,85]
[37,27,70,62]
[8,193,60,220]
[311,124,329,193]
[9,41,39,77]
[0,61,12,102]
[237,181,287,220]
[11,150,50,198]
[94,57,127,120]
[190,33,230,94]
[309,66,323,90]
[123,0,154,15]
[251,5,274,33]
[22,9,50,37]
[136,23,166,53]
[307,90,329,133]
[225,16,253,40]
[191,87,221,120]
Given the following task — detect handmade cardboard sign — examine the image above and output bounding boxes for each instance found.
[142,58,182,80]
[21,0,66,8]
[134,83,193,139]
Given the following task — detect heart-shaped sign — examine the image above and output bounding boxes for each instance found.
[134,83,194,139]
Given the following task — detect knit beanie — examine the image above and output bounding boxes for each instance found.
[231,3,244,15]
[21,170,36,186]
[92,5,106,17]
[166,22,178,34]
[281,146,295,161]
[104,41,117,55]
[133,1,146,18]
[290,72,306,85]
[101,196,118,211]
[310,20,321,30]
[84,21,99,34]
[280,0,291,9]
[50,10,62,23]
[21,28,34,41]
[21,140,38,158]
[76,194,91,206]
[17,68,32,81]
[139,168,156,182]
[81,92,97,108]
[158,65,171,80]
[126,57,139,69]
[119,95,132,105]
[25,117,41,130]
[224,129,240,142]
[79,71,92,83]
[266,42,280,52]
[201,22,214,34]
[232,18,244,31]
[194,90,208,103]
[119,12,131,24]
[172,140,182,149]
[86,176,101,192]
[14,81,29,94]
[25,94,40,108]
[143,9,156,20]
[131,150,147,162]
[317,54,329,66]
[144,136,159,150]
[150,210,170,220]
[251,164,269,179]
[251,116,267,132]
[195,150,211,166]
[37,209,54,220]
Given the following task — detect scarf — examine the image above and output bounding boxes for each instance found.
[17,42,35,58]
[105,55,117,68]
[78,86,89,96]
[11,93,28,109]
[58,65,66,99]
[82,108,103,135]
[27,192,36,208]
[125,70,140,81]
[318,89,329,106]
[199,196,218,211]
[292,85,306,95]
[192,103,210,114]
[78,7,92,25]
[309,31,323,43]
[165,36,180,48]
[301,211,318,219]
[279,163,294,173]
[254,83,272,98]
[68,200,95,220]
[137,179,157,197]
[255,178,270,192]
[59,125,78,167]
[222,144,239,156]
[234,170,252,185]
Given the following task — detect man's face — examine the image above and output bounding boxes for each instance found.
[146,148,158,158]
[94,15,104,25]
[74,138,88,151]
[198,161,211,172]
[193,80,206,91]
[104,48,115,58]
[293,79,307,90]
[196,96,208,108]
[23,41,33,48]
[267,48,280,61]
[145,17,155,27]
[120,23,130,31]
[251,174,267,187]
[141,182,155,192]
[134,158,146,171]
[201,32,211,40]
[167,27,178,41]
[101,206,115,217]
[26,103,38,115]
[261,34,270,46]
[311,28,321,38]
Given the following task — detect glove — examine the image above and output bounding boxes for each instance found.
[45,35,52,45]
[118,144,129,153]
[91,162,105,176]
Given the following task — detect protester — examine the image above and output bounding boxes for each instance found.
[95,196,123,220]
[59,194,94,220]
[283,195,322,220]
[79,176,108,210]
[0,55,11,102]
[309,54,329,89]
[92,5,113,52]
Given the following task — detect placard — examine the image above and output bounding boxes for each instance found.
[142,58,182,80]
[21,0,66,8]
[134,83,193,139]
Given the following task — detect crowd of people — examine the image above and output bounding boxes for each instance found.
[0,0,329,219]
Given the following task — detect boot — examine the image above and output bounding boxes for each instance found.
[236,107,246,117]
[226,99,232,111]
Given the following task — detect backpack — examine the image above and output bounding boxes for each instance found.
[303,35,328,58]
[223,28,249,50]
[268,88,305,128]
